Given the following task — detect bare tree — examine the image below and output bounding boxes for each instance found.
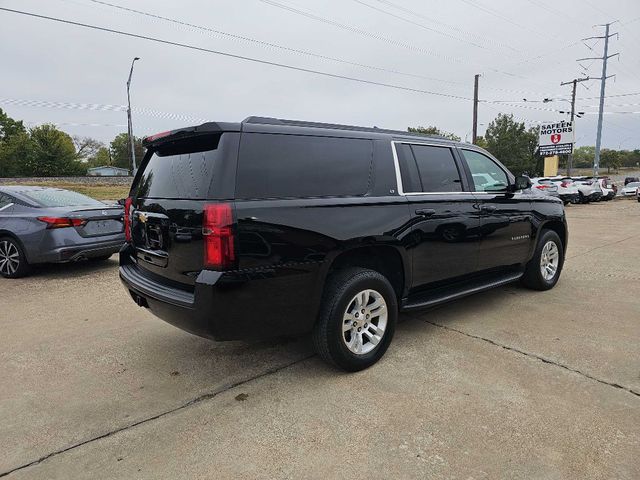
[72,136,104,161]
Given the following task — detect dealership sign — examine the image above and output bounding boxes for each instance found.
[539,120,575,156]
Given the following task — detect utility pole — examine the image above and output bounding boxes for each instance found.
[126,57,141,175]
[472,74,480,144]
[559,77,590,176]
[578,23,618,176]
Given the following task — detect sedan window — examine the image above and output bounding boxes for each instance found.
[0,194,14,209]
[20,189,104,207]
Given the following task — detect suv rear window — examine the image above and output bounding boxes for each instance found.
[236,134,373,199]
[135,134,221,199]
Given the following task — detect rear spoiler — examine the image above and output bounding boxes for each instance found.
[143,121,241,148]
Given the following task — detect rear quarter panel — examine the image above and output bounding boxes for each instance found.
[233,196,412,337]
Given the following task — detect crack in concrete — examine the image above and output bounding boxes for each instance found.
[567,234,640,259]
[0,354,315,478]
[421,319,640,399]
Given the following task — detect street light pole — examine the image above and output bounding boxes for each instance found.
[126,57,140,174]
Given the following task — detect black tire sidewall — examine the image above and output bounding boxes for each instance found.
[325,271,397,371]
[530,230,564,289]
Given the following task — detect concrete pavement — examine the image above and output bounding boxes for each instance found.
[1,199,639,479]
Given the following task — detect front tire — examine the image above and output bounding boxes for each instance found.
[0,237,31,278]
[312,267,398,372]
[521,230,564,291]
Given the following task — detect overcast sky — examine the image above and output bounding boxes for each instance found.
[1,0,639,149]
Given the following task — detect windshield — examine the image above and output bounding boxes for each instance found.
[22,189,104,207]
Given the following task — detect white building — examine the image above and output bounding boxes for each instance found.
[87,166,130,177]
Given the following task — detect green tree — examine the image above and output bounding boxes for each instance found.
[484,114,540,176]
[0,109,31,177]
[573,146,594,168]
[474,136,488,149]
[408,126,461,142]
[24,124,86,176]
[110,133,144,170]
[0,131,34,177]
[0,108,26,141]
[600,149,621,173]
[87,147,112,168]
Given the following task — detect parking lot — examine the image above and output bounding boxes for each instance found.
[1,199,639,479]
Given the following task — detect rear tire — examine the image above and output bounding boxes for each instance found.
[312,267,398,372]
[0,237,31,279]
[521,230,563,291]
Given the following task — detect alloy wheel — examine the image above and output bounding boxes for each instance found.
[0,240,20,276]
[539,240,559,281]
[342,289,388,355]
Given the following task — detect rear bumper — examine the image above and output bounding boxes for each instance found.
[38,238,124,263]
[559,193,579,203]
[119,248,322,341]
[582,191,602,202]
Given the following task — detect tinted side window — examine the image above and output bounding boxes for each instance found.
[236,134,373,199]
[395,143,421,193]
[0,194,12,209]
[462,150,509,192]
[409,145,462,193]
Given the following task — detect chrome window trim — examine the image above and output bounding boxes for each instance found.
[391,140,468,196]
[0,202,14,212]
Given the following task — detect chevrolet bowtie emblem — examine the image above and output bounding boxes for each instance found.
[138,212,148,223]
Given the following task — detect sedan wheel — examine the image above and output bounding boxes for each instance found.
[0,238,30,278]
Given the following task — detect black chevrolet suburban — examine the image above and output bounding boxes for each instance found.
[120,116,567,371]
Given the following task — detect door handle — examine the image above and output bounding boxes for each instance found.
[415,208,436,217]
[480,205,497,212]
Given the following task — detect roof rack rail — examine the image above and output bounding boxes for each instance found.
[242,116,450,140]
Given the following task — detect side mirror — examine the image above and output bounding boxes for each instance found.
[117,198,126,206]
[512,176,532,192]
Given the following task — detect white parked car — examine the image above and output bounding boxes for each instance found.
[595,177,616,200]
[530,178,561,200]
[572,177,603,203]
[546,177,580,204]
[620,181,640,197]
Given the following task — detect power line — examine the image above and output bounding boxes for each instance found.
[84,0,468,88]
[256,0,468,64]
[256,0,531,79]
[0,7,475,101]
[372,0,519,53]
[485,91,640,104]
[458,0,564,41]
[85,0,566,99]
[351,0,489,50]
[0,98,208,123]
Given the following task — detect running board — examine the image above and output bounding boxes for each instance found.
[401,271,523,312]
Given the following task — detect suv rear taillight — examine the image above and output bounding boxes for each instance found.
[203,203,235,270]
[124,197,133,242]
[37,217,86,228]
[560,181,569,187]
[535,185,549,189]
